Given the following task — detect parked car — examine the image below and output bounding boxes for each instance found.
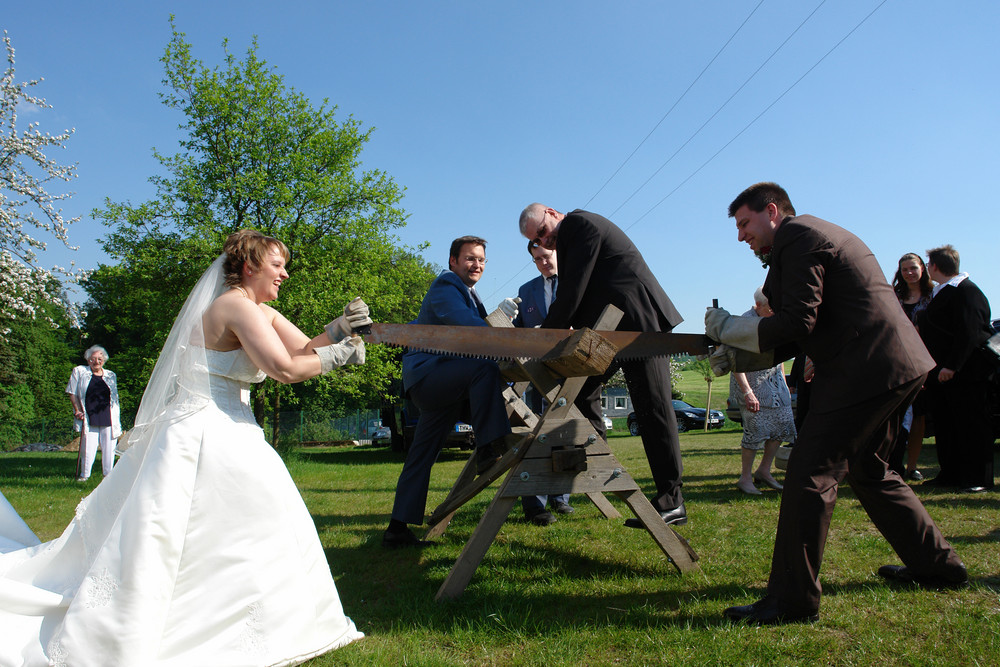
[451,421,475,447]
[362,419,382,437]
[603,413,613,431]
[726,374,798,425]
[370,423,392,446]
[360,419,392,446]
[627,400,725,435]
[388,399,476,452]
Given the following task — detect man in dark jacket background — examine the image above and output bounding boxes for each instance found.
[918,244,994,491]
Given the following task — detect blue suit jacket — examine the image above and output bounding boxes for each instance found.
[402,270,488,391]
[513,275,548,328]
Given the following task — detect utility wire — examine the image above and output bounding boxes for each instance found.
[485,0,890,303]
[486,2,767,303]
[582,0,766,210]
[612,0,830,222]
[626,0,891,230]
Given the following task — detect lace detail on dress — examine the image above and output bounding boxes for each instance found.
[238,601,268,657]
[73,496,90,521]
[47,638,68,667]
[85,568,120,607]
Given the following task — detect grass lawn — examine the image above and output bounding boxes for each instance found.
[2,431,998,666]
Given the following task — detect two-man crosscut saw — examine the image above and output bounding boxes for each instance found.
[358,323,713,361]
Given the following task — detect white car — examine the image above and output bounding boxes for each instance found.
[603,414,613,431]
[364,419,392,446]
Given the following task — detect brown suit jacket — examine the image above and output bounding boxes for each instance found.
[758,215,934,413]
[543,209,682,332]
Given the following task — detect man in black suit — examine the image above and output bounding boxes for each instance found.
[519,203,687,526]
[918,245,994,491]
[512,240,573,525]
[708,182,965,625]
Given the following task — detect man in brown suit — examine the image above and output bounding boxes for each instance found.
[705,182,966,625]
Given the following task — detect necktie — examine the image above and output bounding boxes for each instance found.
[469,287,487,317]
[545,275,558,308]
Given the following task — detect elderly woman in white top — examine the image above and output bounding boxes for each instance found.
[729,287,796,495]
[66,345,122,481]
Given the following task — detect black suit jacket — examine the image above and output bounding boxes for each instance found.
[758,215,935,413]
[543,210,682,332]
[917,277,992,379]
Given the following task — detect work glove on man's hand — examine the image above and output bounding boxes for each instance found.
[498,297,520,320]
[705,307,763,353]
[325,297,373,343]
[709,344,775,377]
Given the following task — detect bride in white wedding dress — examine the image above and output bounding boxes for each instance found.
[0,230,369,666]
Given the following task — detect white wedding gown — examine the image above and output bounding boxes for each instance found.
[0,349,362,666]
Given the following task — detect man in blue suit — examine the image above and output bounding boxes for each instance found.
[513,241,574,525]
[383,236,517,548]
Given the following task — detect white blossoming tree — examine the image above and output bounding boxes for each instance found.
[1,30,82,339]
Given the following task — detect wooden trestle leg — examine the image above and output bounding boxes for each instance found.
[427,304,700,600]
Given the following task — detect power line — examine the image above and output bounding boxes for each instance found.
[627,0,892,230]
[486,2,770,304]
[486,0,891,303]
[613,0,830,223]
[582,0,766,211]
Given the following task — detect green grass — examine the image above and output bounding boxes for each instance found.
[3,434,998,666]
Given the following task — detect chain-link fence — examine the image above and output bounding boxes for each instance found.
[5,409,386,453]
[1,419,80,451]
[270,409,383,446]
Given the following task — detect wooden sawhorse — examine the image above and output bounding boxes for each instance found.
[424,305,699,600]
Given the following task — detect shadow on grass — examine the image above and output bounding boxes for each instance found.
[296,446,472,467]
[0,453,82,485]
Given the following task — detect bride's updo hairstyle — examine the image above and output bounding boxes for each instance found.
[222,229,291,287]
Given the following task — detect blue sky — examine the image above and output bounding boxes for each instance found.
[6,1,997,332]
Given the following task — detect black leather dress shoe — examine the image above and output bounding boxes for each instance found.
[550,500,574,514]
[527,510,556,526]
[724,596,819,626]
[381,527,431,549]
[624,502,687,529]
[877,564,968,589]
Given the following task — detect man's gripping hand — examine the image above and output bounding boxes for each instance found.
[705,307,762,353]
[498,297,520,320]
[709,344,774,376]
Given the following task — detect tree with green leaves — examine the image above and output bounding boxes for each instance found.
[0,277,81,449]
[86,21,434,438]
[688,357,718,431]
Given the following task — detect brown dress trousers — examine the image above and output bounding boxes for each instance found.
[755,215,964,613]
